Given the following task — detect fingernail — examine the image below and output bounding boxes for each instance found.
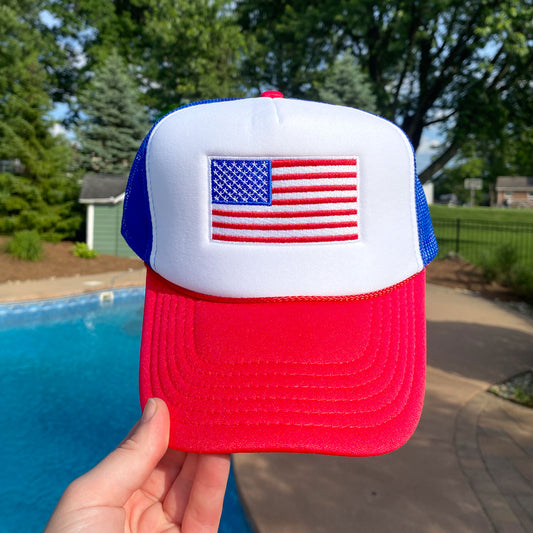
[142,398,157,423]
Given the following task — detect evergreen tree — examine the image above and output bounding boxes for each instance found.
[76,51,149,174]
[0,1,72,180]
[0,0,81,240]
[317,52,377,113]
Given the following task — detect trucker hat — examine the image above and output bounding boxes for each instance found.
[121,92,438,457]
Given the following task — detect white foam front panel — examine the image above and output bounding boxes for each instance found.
[146,98,423,298]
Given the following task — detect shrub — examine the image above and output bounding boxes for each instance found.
[479,244,533,303]
[479,243,518,283]
[495,244,519,284]
[72,242,99,259]
[507,265,533,304]
[6,230,43,261]
[478,250,499,283]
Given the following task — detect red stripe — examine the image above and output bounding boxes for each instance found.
[212,208,358,218]
[271,159,357,168]
[272,196,358,206]
[272,184,357,194]
[212,221,358,231]
[273,171,357,180]
[212,233,359,243]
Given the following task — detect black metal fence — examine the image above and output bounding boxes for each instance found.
[431,217,533,268]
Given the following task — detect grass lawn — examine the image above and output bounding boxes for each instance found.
[429,205,533,268]
[429,204,533,224]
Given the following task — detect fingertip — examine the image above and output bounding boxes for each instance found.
[139,398,170,446]
[142,397,169,424]
[139,398,170,453]
[154,397,170,419]
[141,397,157,423]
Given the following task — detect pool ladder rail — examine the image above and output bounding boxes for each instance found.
[99,291,114,306]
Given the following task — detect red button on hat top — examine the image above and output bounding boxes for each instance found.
[260,90,284,98]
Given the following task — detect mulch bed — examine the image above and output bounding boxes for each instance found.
[425,254,521,302]
[0,237,142,284]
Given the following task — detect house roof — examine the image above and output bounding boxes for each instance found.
[79,174,128,204]
[496,176,533,191]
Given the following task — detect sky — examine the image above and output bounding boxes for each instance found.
[415,129,443,173]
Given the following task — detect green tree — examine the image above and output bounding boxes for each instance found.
[433,156,485,206]
[238,1,340,97]
[50,0,245,115]
[317,51,377,112]
[75,50,149,174]
[0,1,81,240]
[434,120,533,206]
[0,1,72,180]
[140,0,246,112]
[509,128,533,177]
[236,0,533,182]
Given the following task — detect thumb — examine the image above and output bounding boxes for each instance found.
[72,398,170,507]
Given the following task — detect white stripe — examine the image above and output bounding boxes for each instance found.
[212,201,358,213]
[272,165,358,175]
[272,177,357,187]
[213,226,357,238]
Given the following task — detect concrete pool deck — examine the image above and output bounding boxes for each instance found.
[0,268,146,302]
[1,274,532,532]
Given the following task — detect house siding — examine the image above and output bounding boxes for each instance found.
[497,191,533,208]
[496,177,533,208]
[93,203,136,257]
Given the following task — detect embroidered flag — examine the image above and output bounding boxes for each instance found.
[210,157,358,244]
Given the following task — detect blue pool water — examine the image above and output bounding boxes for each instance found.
[0,289,253,533]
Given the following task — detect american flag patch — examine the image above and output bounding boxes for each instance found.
[210,157,359,244]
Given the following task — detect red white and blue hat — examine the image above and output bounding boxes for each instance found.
[122,93,438,456]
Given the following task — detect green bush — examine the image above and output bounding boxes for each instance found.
[478,251,499,283]
[507,265,533,304]
[6,230,43,261]
[479,243,518,283]
[72,242,99,259]
[479,244,533,303]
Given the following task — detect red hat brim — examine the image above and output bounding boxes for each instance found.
[139,267,426,456]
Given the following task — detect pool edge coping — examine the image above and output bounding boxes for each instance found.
[0,268,146,304]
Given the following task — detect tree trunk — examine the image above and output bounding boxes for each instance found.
[418,141,460,183]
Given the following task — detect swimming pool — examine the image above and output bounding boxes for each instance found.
[0,289,253,533]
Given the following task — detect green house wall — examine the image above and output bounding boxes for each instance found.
[93,203,136,257]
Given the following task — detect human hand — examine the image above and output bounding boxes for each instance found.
[44,398,231,533]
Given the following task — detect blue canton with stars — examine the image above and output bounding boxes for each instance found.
[211,159,272,205]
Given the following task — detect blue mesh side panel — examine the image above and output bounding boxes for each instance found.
[415,176,438,266]
[121,135,153,263]
[121,98,240,264]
